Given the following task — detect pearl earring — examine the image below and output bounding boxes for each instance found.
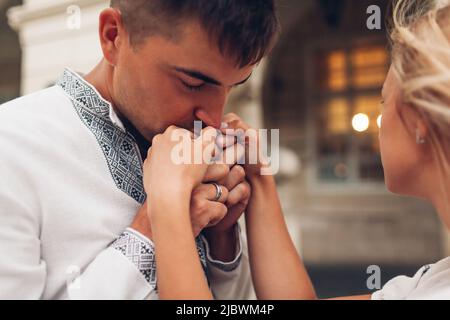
[416,129,426,144]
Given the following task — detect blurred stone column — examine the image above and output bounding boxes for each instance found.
[7,0,108,94]
[0,0,22,103]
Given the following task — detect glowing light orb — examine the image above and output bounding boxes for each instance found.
[352,113,370,132]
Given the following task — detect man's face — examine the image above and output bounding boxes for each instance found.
[112,20,255,141]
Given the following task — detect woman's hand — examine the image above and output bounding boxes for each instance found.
[141,125,218,300]
[221,113,271,180]
[143,125,218,216]
[220,114,317,300]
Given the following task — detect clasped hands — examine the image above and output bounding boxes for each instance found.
[132,114,259,258]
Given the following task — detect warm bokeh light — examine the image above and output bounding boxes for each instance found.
[352,113,370,132]
[327,50,347,91]
[377,114,382,128]
[351,47,388,89]
[326,98,349,134]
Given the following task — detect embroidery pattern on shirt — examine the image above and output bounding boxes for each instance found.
[112,230,157,286]
[56,69,146,204]
[112,230,209,288]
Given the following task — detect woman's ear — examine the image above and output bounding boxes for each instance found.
[98,8,124,67]
[397,101,429,145]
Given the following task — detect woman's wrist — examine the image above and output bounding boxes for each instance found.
[147,184,192,218]
[247,172,276,188]
[246,174,278,206]
[150,179,193,201]
[150,199,192,235]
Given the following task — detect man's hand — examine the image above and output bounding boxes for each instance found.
[204,164,250,234]
[198,126,251,262]
[201,164,251,262]
[190,163,231,237]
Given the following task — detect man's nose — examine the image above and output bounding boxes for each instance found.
[195,94,229,129]
[195,109,222,129]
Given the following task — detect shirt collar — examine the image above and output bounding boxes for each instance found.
[56,68,126,132]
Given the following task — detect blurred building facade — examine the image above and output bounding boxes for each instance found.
[2,0,449,297]
[0,0,21,104]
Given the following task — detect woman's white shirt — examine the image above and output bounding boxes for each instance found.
[372,257,450,300]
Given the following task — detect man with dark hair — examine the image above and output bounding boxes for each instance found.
[0,0,279,299]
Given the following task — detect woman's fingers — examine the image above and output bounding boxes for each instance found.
[215,141,246,167]
[221,113,250,133]
[199,126,218,143]
[216,133,236,149]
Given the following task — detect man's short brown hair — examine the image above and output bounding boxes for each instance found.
[110,0,280,68]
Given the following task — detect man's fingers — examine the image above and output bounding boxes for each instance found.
[226,181,251,208]
[205,202,228,227]
[193,183,229,204]
[222,165,246,190]
[203,163,230,182]
[207,202,246,233]
[191,201,227,236]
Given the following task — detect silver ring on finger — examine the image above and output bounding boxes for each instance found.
[212,182,222,202]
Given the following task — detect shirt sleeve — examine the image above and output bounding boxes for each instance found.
[0,191,47,299]
[201,223,256,300]
[110,228,157,286]
[0,148,156,299]
[68,228,157,300]
[202,223,243,272]
[0,191,156,299]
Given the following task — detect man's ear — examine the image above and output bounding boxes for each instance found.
[98,8,125,66]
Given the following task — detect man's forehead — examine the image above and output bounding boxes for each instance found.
[170,20,258,73]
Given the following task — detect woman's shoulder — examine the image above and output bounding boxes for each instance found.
[372,257,450,300]
[408,257,450,300]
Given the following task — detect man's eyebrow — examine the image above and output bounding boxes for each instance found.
[233,73,252,87]
[173,66,253,87]
[174,67,222,86]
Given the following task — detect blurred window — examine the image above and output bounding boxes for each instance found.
[314,45,388,183]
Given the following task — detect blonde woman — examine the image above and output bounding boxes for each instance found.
[223,0,450,300]
[141,0,450,299]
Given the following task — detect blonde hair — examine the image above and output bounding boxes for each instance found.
[390,0,450,213]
